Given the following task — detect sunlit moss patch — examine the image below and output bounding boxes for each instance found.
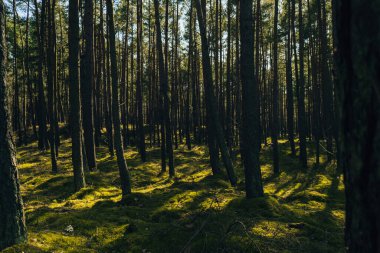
[5,138,345,253]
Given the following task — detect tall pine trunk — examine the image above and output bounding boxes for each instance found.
[195,0,236,185]
[195,0,220,175]
[272,0,280,174]
[297,0,307,168]
[154,0,175,177]
[47,0,58,173]
[69,0,86,191]
[35,0,49,150]
[82,0,97,170]
[286,0,295,157]
[0,2,27,248]
[136,0,146,162]
[239,0,264,198]
[106,0,132,199]
[334,0,380,251]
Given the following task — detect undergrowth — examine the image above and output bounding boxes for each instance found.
[2,137,344,253]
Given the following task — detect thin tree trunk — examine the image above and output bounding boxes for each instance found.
[154,0,175,178]
[272,0,280,174]
[226,0,232,151]
[319,0,334,161]
[186,0,194,151]
[47,0,58,173]
[35,0,49,150]
[195,0,237,185]
[136,0,146,162]
[82,0,97,170]
[298,0,307,168]
[106,0,132,199]
[121,1,129,148]
[286,0,295,157]
[69,0,86,191]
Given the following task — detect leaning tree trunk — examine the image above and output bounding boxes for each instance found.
[195,0,237,186]
[106,0,132,199]
[194,0,221,176]
[334,0,380,252]
[0,2,27,249]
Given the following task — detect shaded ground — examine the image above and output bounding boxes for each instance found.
[3,137,344,253]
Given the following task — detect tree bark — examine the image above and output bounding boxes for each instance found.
[195,0,236,185]
[334,0,380,251]
[318,0,334,161]
[82,0,97,170]
[47,0,58,173]
[34,0,49,150]
[154,0,175,177]
[0,2,27,248]
[136,0,146,162]
[106,0,132,199]
[272,0,280,174]
[239,0,264,198]
[69,0,86,191]
[298,0,307,168]
[286,0,295,157]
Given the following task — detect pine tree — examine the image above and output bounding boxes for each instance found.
[106,0,132,199]
[195,0,237,185]
[69,0,86,191]
[334,0,380,251]
[0,2,27,247]
[239,0,264,198]
[82,0,97,170]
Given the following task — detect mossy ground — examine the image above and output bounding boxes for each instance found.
[3,137,344,253]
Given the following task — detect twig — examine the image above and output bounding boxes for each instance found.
[180,220,208,253]
[319,143,335,156]
[220,220,262,253]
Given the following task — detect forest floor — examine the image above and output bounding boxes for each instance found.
[3,135,344,253]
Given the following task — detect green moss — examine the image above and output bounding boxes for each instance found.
[4,138,345,253]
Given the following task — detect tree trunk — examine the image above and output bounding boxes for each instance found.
[239,0,264,198]
[195,0,237,185]
[195,0,220,175]
[334,0,380,251]
[82,0,97,170]
[121,0,130,148]
[106,0,132,199]
[12,0,21,145]
[136,0,146,162]
[185,0,193,151]
[154,0,175,177]
[0,3,27,248]
[272,0,280,174]
[69,0,86,191]
[298,0,307,168]
[226,0,232,151]
[318,0,334,161]
[286,0,295,157]
[47,0,58,173]
[34,0,49,150]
